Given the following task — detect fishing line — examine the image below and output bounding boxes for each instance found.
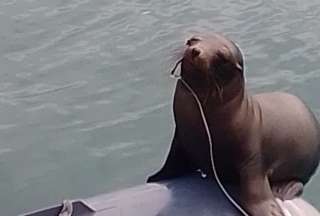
[170,63,250,216]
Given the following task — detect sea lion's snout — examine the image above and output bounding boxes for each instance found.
[191,47,201,59]
[183,36,210,73]
[185,37,202,57]
[185,37,202,61]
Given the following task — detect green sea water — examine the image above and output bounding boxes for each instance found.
[0,0,320,215]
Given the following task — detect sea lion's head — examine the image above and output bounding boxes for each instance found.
[175,33,244,102]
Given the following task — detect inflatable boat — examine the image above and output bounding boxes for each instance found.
[22,173,319,216]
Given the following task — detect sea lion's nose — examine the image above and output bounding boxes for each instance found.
[191,47,201,58]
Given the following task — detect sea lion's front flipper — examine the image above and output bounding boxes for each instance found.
[147,129,191,183]
[242,182,286,216]
[272,181,304,201]
[240,163,286,216]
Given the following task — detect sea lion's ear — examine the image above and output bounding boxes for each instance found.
[232,42,245,73]
[216,47,230,63]
[216,48,240,71]
[235,62,243,73]
[212,49,235,84]
[217,47,243,73]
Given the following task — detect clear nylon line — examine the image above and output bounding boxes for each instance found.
[172,74,250,216]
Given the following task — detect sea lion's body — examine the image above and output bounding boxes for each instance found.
[169,83,320,187]
[147,34,320,216]
[253,92,320,184]
[174,83,320,184]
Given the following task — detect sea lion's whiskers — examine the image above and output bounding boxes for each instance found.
[215,82,224,101]
[203,88,211,106]
[211,72,224,102]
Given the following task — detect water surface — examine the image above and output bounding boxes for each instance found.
[0,0,320,215]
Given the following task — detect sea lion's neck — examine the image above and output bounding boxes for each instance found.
[180,72,211,99]
[180,72,250,121]
[205,75,245,110]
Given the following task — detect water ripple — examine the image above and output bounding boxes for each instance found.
[1,0,320,215]
[0,124,16,131]
[79,102,169,132]
[0,81,87,100]
[0,148,13,155]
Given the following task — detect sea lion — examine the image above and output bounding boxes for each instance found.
[147,33,320,216]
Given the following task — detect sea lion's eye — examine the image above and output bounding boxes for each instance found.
[186,37,201,46]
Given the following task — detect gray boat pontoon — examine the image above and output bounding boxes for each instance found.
[22,173,319,216]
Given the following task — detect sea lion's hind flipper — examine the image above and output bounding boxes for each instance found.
[147,131,190,183]
[271,181,304,200]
